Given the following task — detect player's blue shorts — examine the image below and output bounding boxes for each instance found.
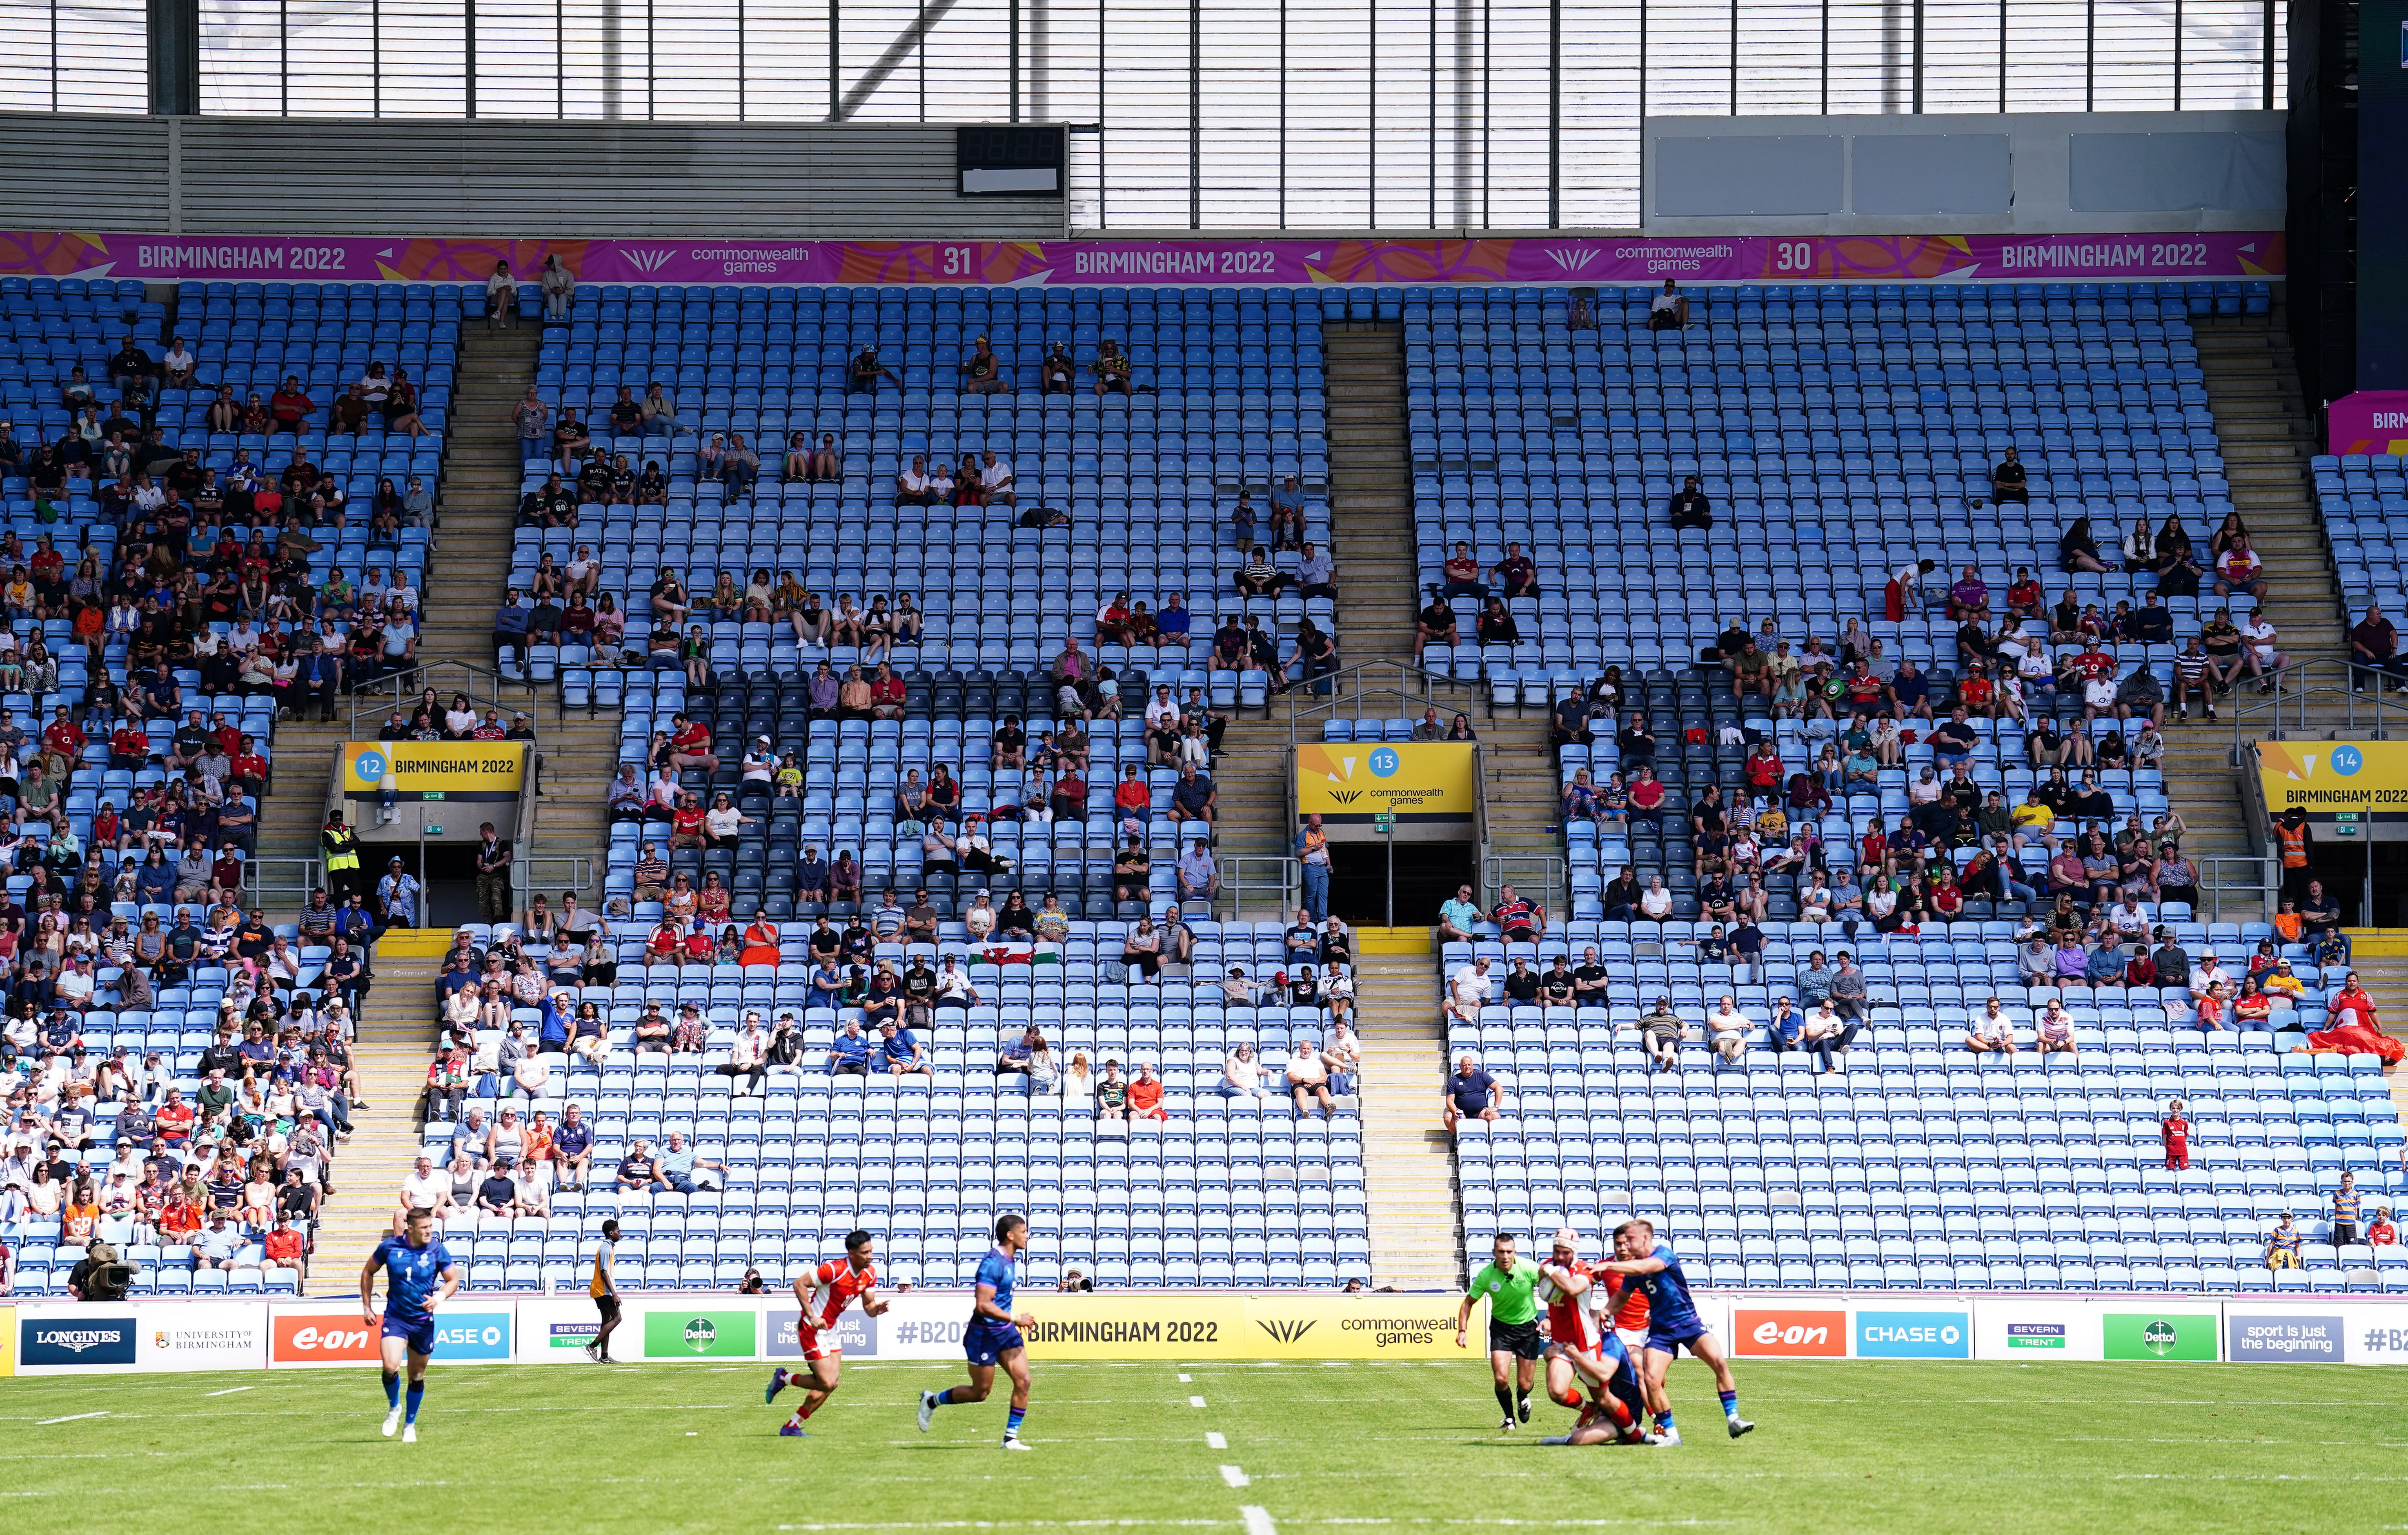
[1598,1336,1648,1419]
[383,1313,436,1356]
[1643,1325,1707,1357]
[964,1320,1026,1366]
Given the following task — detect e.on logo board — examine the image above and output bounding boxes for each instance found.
[271,1314,381,1366]
[1733,1309,1848,1358]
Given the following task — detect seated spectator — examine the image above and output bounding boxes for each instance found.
[1667,475,1712,530]
[2059,515,2112,575]
[1286,1039,1335,1118]
[2214,534,2267,599]
[1963,996,2017,1054]
[1126,1060,1167,1120]
[960,335,1011,393]
[848,346,899,393]
[1647,278,1688,331]
[1989,446,2028,505]
[1440,1052,1501,1132]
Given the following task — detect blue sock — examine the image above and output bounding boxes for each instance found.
[1006,1406,1026,1438]
[1719,1390,1739,1419]
[934,1388,957,1407]
[383,1372,400,1411]
[405,1383,425,1426]
[1655,1410,1676,1432]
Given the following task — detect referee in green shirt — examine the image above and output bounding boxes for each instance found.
[1456,1231,1545,1431]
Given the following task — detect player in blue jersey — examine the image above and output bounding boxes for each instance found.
[1593,1218,1752,1446]
[917,1213,1038,1450]
[359,1206,461,1443]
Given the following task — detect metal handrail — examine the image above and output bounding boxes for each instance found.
[1481,854,1567,925]
[2195,853,2278,925]
[348,658,550,736]
[1282,659,1482,744]
[1217,855,1300,921]
[2228,658,2408,747]
[241,854,324,914]
[521,854,597,902]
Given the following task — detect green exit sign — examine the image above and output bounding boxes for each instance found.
[2336,822,2360,838]
[1372,813,1394,830]
[422,790,446,801]
[424,824,444,836]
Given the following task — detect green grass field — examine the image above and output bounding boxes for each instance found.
[0,1359,2397,1533]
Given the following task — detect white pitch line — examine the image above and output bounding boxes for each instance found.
[1206,1431,1228,1449]
[36,1412,108,1426]
[1188,1395,1208,1408]
[1180,1374,1193,1383]
[203,1387,251,1398]
[1218,1466,1250,1489]
[1240,1508,1278,1535]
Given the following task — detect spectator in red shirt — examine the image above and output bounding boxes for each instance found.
[1127,1060,1168,1121]
[1440,541,1487,599]
[262,1216,307,1276]
[1113,765,1151,835]
[869,663,907,721]
[154,1090,197,1144]
[667,714,719,774]
[231,737,268,798]
[268,375,314,434]
[109,717,148,769]
[669,793,707,850]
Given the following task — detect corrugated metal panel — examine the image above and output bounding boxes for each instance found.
[0,114,171,226]
[0,114,1061,237]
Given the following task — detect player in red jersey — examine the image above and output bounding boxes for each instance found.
[1533,1229,1649,1445]
[766,1229,890,1436]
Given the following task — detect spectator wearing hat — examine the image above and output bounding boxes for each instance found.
[1638,995,1685,1072]
[960,335,1011,393]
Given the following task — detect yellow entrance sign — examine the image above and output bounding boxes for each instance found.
[2254,741,2408,820]
[340,741,528,799]
[1295,742,1476,823]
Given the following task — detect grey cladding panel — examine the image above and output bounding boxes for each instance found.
[2067,131,2285,212]
[0,115,169,227]
[1849,134,2012,215]
[1652,135,1843,217]
[0,114,1061,237]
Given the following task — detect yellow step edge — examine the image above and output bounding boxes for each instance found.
[2339,929,2408,958]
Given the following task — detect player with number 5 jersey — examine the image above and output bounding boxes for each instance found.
[1594,1218,1752,1446]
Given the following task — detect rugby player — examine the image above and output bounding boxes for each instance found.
[766,1228,890,1436]
[360,1206,461,1443]
[1532,1228,1652,1446]
[919,1213,1039,1449]
[1593,1216,1754,1444]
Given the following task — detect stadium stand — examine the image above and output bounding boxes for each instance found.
[409,281,1372,1291]
[318,274,2405,1302]
[0,276,462,1297]
[1422,276,2404,1294]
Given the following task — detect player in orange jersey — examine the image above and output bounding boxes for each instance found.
[766,1229,890,1436]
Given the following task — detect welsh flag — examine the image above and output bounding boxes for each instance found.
[967,940,1062,967]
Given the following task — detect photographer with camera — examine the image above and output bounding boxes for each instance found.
[66,1239,131,1301]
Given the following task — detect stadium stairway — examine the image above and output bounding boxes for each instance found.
[305,949,447,1294]
[252,718,352,914]
[2154,311,2349,920]
[1324,325,1421,664]
[427,323,620,907]
[1353,952,1465,1288]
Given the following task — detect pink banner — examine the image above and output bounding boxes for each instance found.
[0,230,2285,287]
[2328,391,2408,457]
